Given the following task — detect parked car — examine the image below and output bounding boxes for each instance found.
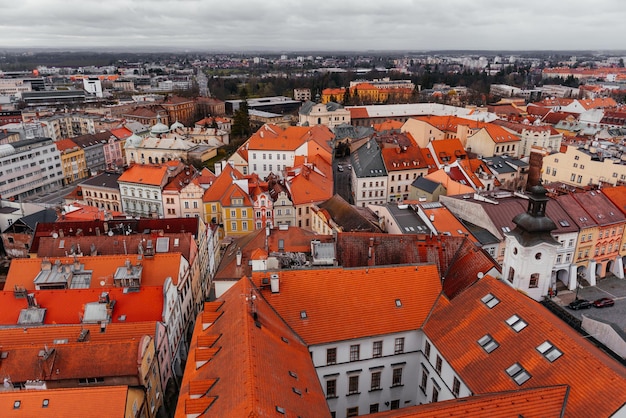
[568,299,592,310]
[337,164,344,172]
[347,164,352,170]
[593,297,615,308]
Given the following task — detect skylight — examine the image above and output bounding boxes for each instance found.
[506,315,528,332]
[477,334,499,353]
[537,341,563,362]
[506,363,531,385]
[558,220,570,227]
[300,311,308,319]
[481,293,500,309]
[395,299,402,307]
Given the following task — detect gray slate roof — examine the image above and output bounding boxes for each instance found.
[350,138,387,178]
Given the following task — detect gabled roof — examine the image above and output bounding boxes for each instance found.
[0,286,164,326]
[175,279,329,417]
[117,163,170,186]
[288,166,333,205]
[570,189,625,227]
[37,232,193,260]
[351,138,387,178]
[215,227,331,282]
[110,127,133,140]
[602,185,626,215]
[80,171,121,189]
[368,386,568,417]
[425,169,474,195]
[0,386,130,418]
[430,138,467,166]
[218,182,252,207]
[413,115,484,132]
[381,145,429,172]
[0,321,160,347]
[479,124,520,143]
[202,164,244,203]
[0,338,144,382]
[424,275,626,418]
[55,138,80,152]
[6,253,183,290]
[253,265,442,345]
[316,194,382,232]
[9,208,58,233]
[247,124,333,152]
[412,176,441,194]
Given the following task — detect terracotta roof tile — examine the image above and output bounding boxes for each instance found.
[0,386,130,417]
[481,124,520,143]
[175,278,329,417]
[55,138,80,152]
[6,253,183,290]
[118,163,170,186]
[369,386,568,417]
[254,265,442,345]
[424,275,626,418]
[0,286,164,326]
[202,164,244,202]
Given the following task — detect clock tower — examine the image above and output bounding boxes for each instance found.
[501,184,559,301]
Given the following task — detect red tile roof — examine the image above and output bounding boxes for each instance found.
[430,138,467,165]
[481,124,520,143]
[0,386,130,417]
[0,338,143,382]
[288,166,333,205]
[414,115,485,132]
[253,265,442,345]
[602,185,626,215]
[424,275,626,418]
[118,163,170,186]
[0,286,164,326]
[369,386,568,417]
[55,138,80,152]
[0,321,160,347]
[381,145,429,171]
[202,163,244,203]
[348,107,370,119]
[110,127,133,140]
[175,278,329,417]
[6,253,183,290]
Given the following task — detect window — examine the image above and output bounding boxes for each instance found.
[452,377,460,396]
[392,368,403,386]
[507,267,515,283]
[506,363,531,385]
[326,379,336,398]
[394,337,404,354]
[348,375,359,394]
[432,385,439,402]
[231,222,237,231]
[424,340,431,359]
[537,341,563,362]
[420,367,429,394]
[231,210,236,217]
[347,407,359,417]
[477,334,499,353]
[373,341,382,358]
[481,293,500,308]
[529,273,539,288]
[370,371,381,390]
[390,399,400,410]
[435,355,442,373]
[350,344,360,361]
[506,314,528,332]
[369,404,379,413]
[326,348,336,365]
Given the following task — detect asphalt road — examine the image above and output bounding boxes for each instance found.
[333,155,353,204]
[554,275,626,331]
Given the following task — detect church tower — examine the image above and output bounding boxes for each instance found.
[501,183,560,301]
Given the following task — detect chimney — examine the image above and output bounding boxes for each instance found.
[236,248,242,267]
[270,273,280,293]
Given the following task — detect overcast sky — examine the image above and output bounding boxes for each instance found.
[1,0,625,52]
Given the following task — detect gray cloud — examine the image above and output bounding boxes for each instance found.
[0,0,625,51]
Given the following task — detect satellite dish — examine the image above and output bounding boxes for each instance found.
[52,232,59,239]
[107,231,114,236]
[100,280,105,286]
